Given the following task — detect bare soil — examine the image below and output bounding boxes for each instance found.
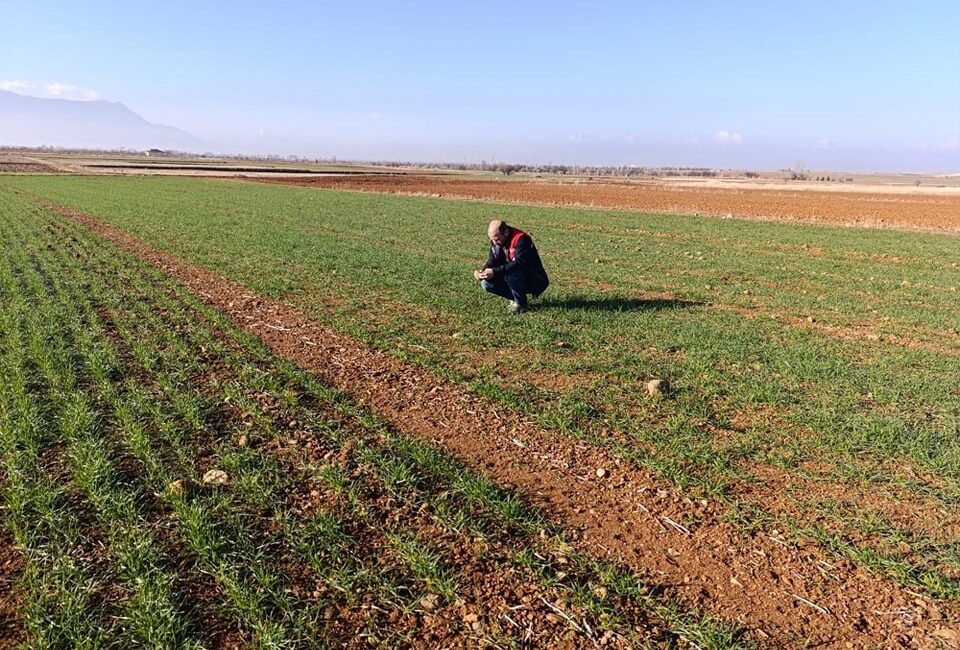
[258,174,960,234]
[0,158,55,173]
[0,530,24,650]
[37,196,960,649]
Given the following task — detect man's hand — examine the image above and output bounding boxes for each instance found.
[475,268,493,281]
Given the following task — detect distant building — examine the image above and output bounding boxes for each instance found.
[144,148,167,157]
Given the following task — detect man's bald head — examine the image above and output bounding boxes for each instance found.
[488,219,509,246]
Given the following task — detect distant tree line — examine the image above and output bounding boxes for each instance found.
[9,145,854,181]
[369,160,740,178]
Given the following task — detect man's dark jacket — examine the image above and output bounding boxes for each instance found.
[484,229,550,296]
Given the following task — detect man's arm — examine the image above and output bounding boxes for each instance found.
[490,236,531,277]
[484,246,499,269]
[475,246,501,281]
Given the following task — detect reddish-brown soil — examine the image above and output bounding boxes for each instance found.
[0,531,24,650]
[0,162,54,173]
[258,174,960,233]
[0,156,55,174]
[37,197,960,649]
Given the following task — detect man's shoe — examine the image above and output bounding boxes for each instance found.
[508,302,528,314]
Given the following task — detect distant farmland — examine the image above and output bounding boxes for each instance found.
[1,174,958,649]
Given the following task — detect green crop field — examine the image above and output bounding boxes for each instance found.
[1,174,958,648]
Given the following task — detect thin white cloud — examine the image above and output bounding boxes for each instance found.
[44,82,100,101]
[563,133,637,144]
[1,80,100,100]
[713,130,744,146]
[814,138,834,150]
[0,80,36,92]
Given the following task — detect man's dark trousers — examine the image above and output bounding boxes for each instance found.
[481,270,540,308]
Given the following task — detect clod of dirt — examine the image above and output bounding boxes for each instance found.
[202,469,230,486]
[934,628,960,645]
[646,379,670,396]
[596,468,610,479]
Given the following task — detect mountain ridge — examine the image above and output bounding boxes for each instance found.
[0,90,200,151]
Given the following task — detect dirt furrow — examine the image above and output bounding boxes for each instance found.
[0,531,24,650]
[41,198,959,649]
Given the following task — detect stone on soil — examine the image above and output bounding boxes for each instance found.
[202,469,229,486]
[646,379,669,395]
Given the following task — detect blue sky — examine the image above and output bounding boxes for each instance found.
[3,0,959,170]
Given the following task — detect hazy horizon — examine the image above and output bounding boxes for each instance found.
[3,1,959,172]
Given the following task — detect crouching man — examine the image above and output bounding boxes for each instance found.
[473,219,549,314]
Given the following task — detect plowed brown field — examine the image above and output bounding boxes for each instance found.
[261,174,960,233]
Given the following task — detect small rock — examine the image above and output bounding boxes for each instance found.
[421,594,439,612]
[730,576,744,588]
[236,434,248,447]
[596,468,609,479]
[807,316,816,323]
[202,469,229,486]
[167,479,185,497]
[646,379,669,396]
[463,613,479,624]
[451,332,462,339]
[555,340,568,348]
[934,628,959,644]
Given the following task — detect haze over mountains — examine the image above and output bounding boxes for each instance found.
[0,90,198,151]
[2,88,956,172]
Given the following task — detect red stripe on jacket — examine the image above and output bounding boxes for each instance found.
[506,228,526,262]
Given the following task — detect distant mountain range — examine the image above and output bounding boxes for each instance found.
[0,90,199,151]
